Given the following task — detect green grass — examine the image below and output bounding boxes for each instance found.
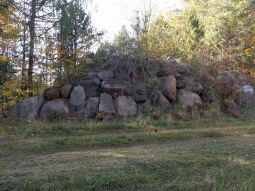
[1,117,255,190]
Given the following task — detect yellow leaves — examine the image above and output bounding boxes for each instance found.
[1,78,28,109]
[244,48,253,56]
[250,35,255,45]
[243,34,255,57]
[0,2,18,38]
[0,55,8,62]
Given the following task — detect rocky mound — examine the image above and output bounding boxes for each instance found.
[6,56,255,120]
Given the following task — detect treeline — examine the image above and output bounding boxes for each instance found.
[0,0,102,110]
[98,0,255,72]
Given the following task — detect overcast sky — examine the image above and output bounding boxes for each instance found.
[89,0,184,41]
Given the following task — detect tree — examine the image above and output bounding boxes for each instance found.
[145,0,255,73]
[56,0,102,82]
[112,26,135,56]
[0,0,18,113]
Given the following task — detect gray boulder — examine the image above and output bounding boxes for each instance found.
[133,93,147,103]
[77,79,95,89]
[84,86,99,98]
[60,84,72,98]
[162,75,177,101]
[70,86,86,114]
[102,80,127,95]
[150,90,171,109]
[178,89,202,108]
[236,85,255,109]
[176,63,189,75]
[6,96,42,119]
[191,82,203,95]
[43,87,60,100]
[77,79,100,98]
[40,99,69,119]
[175,74,186,89]
[213,75,234,99]
[98,71,114,81]
[116,96,137,117]
[225,100,238,112]
[158,63,177,77]
[85,97,99,118]
[99,93,116,114]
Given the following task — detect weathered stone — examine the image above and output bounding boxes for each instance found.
[60,84,72,98]
[93,78,101,86]
[176,63,189,75]
[87,72,98,78]
[178,89,202,108]
[175,74,186,89]
[191,82,203,95]
[158,63,177,77]
[99,93,116,114]
[133,93,147,103]
[225,100,238,112]
[235,85,255,109]
[162,75,177,102]
[150,90,171,109]
[43,87,60,100]
[85,97,99,118]
[6,96,41,119]
[98,71,114,81]
[40,99,69,120]
[102,80,127,95]
[84,86,99,98]
[213,75,234,99]
[77,79,95,89]
[116,96,137,117]
[70,86,86,114]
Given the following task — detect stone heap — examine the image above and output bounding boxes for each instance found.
[6,56,255,120]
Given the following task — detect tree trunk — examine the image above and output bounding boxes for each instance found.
[27,0,37,96]
[21,19,27,91]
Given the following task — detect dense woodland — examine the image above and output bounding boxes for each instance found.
[1,0,255,112]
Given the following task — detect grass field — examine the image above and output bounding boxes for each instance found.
[1,117,255,191]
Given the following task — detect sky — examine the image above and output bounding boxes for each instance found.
[89,0,184,41]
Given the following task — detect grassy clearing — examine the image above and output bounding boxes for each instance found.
[1,117,255,190]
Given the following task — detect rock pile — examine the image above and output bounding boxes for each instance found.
[6,56,255,120]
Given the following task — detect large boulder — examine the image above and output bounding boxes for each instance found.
[213,75,234,99]
[175,74,186,89]
[224,99,240,118]
[43,87,60,100]
[77,79,95,89]
[235,85,255,109]
[6,96,42,119]
[116,96,137,117]
[158,61,189,77]
[60,84,72,98]
[84,86,100,98]
[69,86,86,114]
[177,89,202,108]
[191,82,203,95]
[40,99,69,120]
[162,75,177,102]
[85,97,99,118]
[101,80,127,95]
[98,71,114,81]
[150,90,171,109]
[133,93,147,103]
[99,93,116,114]
[225,100,238,112]
[176,63,189,75]
[76,78,100,98]
[158,63,177,77]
